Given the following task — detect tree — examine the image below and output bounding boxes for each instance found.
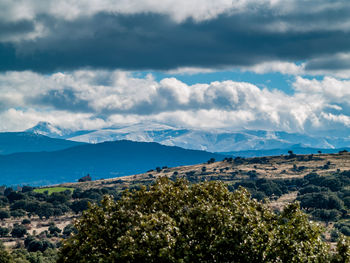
[58,178,334,262]
[207,158,215,164]
[10,209,26,218]
[0,210,10,220]
[62,224,77,238]
[11,223,27,238]
[70,199,90,214]
[48,223,61,236]
[78,174,92,182]
[0,227,9,237]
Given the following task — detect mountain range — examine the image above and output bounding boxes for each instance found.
[0,136,222,186]
[26,122,350,152]
[1,121,350,186]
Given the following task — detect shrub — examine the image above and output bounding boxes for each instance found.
[11,224,27,238]
[0,210,10,220]
[21,218,31,225]
[0,227,9,237]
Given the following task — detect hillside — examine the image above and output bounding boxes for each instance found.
[62,150,350,240]
[2,150,350,258]
[0,140,223,186]
[222,145,350,157]
[67,150,350,190]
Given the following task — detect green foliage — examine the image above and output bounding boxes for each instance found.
[298,192,344,210]
[10,248,58,263]
[62,224,77,238]
[24,235,55,253]
[332,236,350,263]
[10,209,26,218]
[0,209,10,220]
[11,224,27,238]
[21,219,31,225]
[70,199,91,214]
[0,242,12,263]
[0,227,10,237]
[58,178,333,263]
[311,209,342,223]
[48,223,61,236]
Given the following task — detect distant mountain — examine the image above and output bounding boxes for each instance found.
[25,121,93,139]
[0,140,223,186]
[65,123,350,152]
[24,122,350,153]
[0,132,84,155]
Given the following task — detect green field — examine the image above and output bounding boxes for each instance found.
[33,187,74,195]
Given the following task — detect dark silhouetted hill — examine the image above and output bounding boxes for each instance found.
[0,140,223,186]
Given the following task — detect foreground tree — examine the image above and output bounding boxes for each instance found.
[58,177,346,262]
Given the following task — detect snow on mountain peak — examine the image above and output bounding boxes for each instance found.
[25,122,65,138]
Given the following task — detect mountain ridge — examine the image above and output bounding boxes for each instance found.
[24,122,350,152]
[0,140,223,186]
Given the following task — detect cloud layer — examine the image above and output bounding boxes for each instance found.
[1,1,350,72]
[0,70,350,134]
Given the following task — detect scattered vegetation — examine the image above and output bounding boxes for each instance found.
[3,151,350,261]
[58,177,350,262]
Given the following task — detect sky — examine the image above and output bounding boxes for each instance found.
[1,0,350,135]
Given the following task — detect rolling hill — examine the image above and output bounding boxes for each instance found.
[0,140,223,186]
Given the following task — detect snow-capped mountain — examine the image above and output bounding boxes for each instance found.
[25,121,69,138]
[24,122,350,153]
[25,121,92,139]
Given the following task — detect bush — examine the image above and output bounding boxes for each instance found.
[331,229,340,242]
[21,218,31,225]
[11,224,27,238]
[10,209,26,218]
[25,235,55,252]
[70,199,91,214]
[49,223,62,236]
[58,178,332,263]
[311,209,342,223]
[0,210,10,220]
[78,174,92,182]
[340,226,350,236]
[0,227,9,237]
[62,224,77,237]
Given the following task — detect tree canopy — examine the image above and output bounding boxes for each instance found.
[58,177,349,263]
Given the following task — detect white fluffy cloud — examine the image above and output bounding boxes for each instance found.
[1,70,350,133]
[0,0,280,23]
[242,61,305,75]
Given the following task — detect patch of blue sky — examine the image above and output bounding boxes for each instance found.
[133,70,297,95]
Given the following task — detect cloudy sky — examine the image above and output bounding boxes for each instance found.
[1,0,350,135]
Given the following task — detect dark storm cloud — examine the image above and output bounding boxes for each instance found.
[31,88,92,112]
[1,7,350,72]
[306,55,350,71]
[0,20,36,42]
